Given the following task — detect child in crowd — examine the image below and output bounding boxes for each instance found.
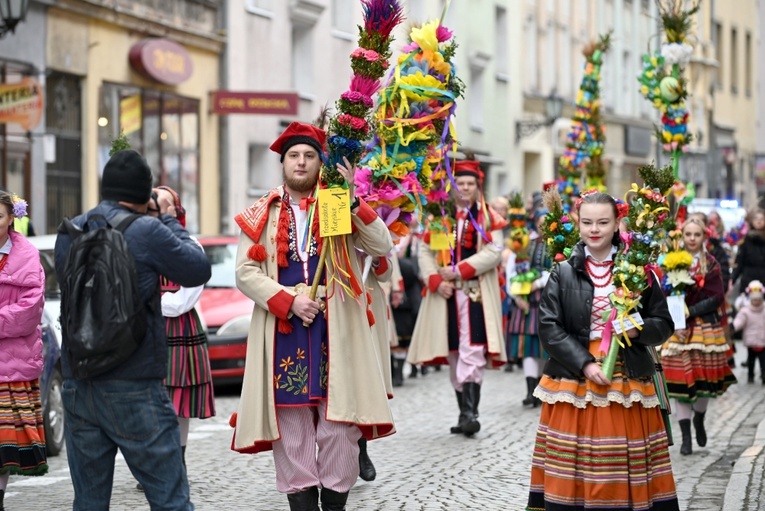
[733,280,765,384]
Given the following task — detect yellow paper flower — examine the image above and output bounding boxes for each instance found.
[663,250,693,270]
[410,20,440,52]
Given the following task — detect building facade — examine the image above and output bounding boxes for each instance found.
[0,0,49,232]
[46,0,223,234]
[520,0,663,199]
[698,0,758,205]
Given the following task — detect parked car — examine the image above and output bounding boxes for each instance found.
[29,235,65,456]
[197,236,253,385]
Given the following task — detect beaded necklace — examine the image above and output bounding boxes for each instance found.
[585,257,613,288]
[284,194,317,263]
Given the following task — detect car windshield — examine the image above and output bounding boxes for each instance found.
[202,243,237,288]
[39,250,60,299]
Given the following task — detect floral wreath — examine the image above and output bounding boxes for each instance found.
[746,280,764,295]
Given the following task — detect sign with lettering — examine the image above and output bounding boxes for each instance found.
[129,39,193,86]
[0,78,44,130]
[210,91,299,116]
[318,189,352,237]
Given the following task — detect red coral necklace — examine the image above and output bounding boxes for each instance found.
[585,258,613,288]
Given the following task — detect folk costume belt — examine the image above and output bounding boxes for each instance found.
[453,279,482,303]
[289,282,327,299]
[453,279,480,290]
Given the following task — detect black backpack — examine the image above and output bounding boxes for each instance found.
[58,212,147,379]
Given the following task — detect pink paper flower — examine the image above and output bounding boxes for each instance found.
[364,49,380,62]
[338,114,369,132]
[401,42,419,53]
[436,25,453,42]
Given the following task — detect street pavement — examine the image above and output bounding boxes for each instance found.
[7,348,764,511]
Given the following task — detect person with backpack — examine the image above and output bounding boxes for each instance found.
[54,149,211,511]
[0,191,47,511]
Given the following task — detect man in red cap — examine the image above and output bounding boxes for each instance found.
[407,159,508,436]
[230,122,395,510]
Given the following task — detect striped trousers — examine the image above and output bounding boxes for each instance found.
[272,400,362,494]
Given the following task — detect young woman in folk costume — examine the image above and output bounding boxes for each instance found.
[136,186,215,490]
[527,192,680,511]
[660,216,737,456]
[407,160,508,437]
[0,192,47,511]
[506,209,551,407]
[150,187,215,467]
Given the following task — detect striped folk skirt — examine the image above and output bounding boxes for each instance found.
[507,296,545,360]
[0,379,47,476]
[165,310,216,419]
[527,341,679,511]
[660,317,737,402]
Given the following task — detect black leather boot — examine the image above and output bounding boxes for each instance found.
[679,419,692,455]
[693,411,707,447]
[522,377,537,406]
[391,356,404,387]
[0,489,5,511]
[460,382,481,435]
[409,364,418,378]
[320,488,349,511]
[450,390,466,434]
[288,487,320,511]
[357,437,376,482]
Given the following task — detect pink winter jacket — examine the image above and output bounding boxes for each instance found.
[733,303,765,350]
[0,230,45,382]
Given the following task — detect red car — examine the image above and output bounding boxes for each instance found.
[198,236,253,385]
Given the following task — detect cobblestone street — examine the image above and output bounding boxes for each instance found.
[8,349,765,511]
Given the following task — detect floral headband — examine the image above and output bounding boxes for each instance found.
[574,189,628,220]
[11,193,27,218]
[746,280,764,295]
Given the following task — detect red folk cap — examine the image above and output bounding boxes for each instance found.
[454,160,484,182]
[269,121,327,159]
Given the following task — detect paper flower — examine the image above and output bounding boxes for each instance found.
[11,194,27,218]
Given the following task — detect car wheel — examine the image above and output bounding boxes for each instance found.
[43,367,65,457]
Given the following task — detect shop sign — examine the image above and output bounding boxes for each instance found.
[120,94,142,135]
[0,78,44,130]
[211,91,299,115]
[129,39,193,86]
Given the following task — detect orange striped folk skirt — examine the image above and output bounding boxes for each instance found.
[661,318,737,402]
[0,379,48,476]
[527,341,679,511]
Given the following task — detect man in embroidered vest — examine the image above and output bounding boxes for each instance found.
[407,160,507,437]
[230,122,395,511]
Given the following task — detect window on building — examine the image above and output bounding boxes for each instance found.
[98,83,201,233]
[46,72,82,234]
[745,31,752,96]
[524,6,538,92]
[469,66,485,132]
[332,0,354,36]
[495,6,508,80]
[622,49,633,115]
[730,27,738,94]
[248,143,275,193]
[713,22,723,88]
[641,0,650,14]
[245,0,272,18]
[291,25,315,99]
